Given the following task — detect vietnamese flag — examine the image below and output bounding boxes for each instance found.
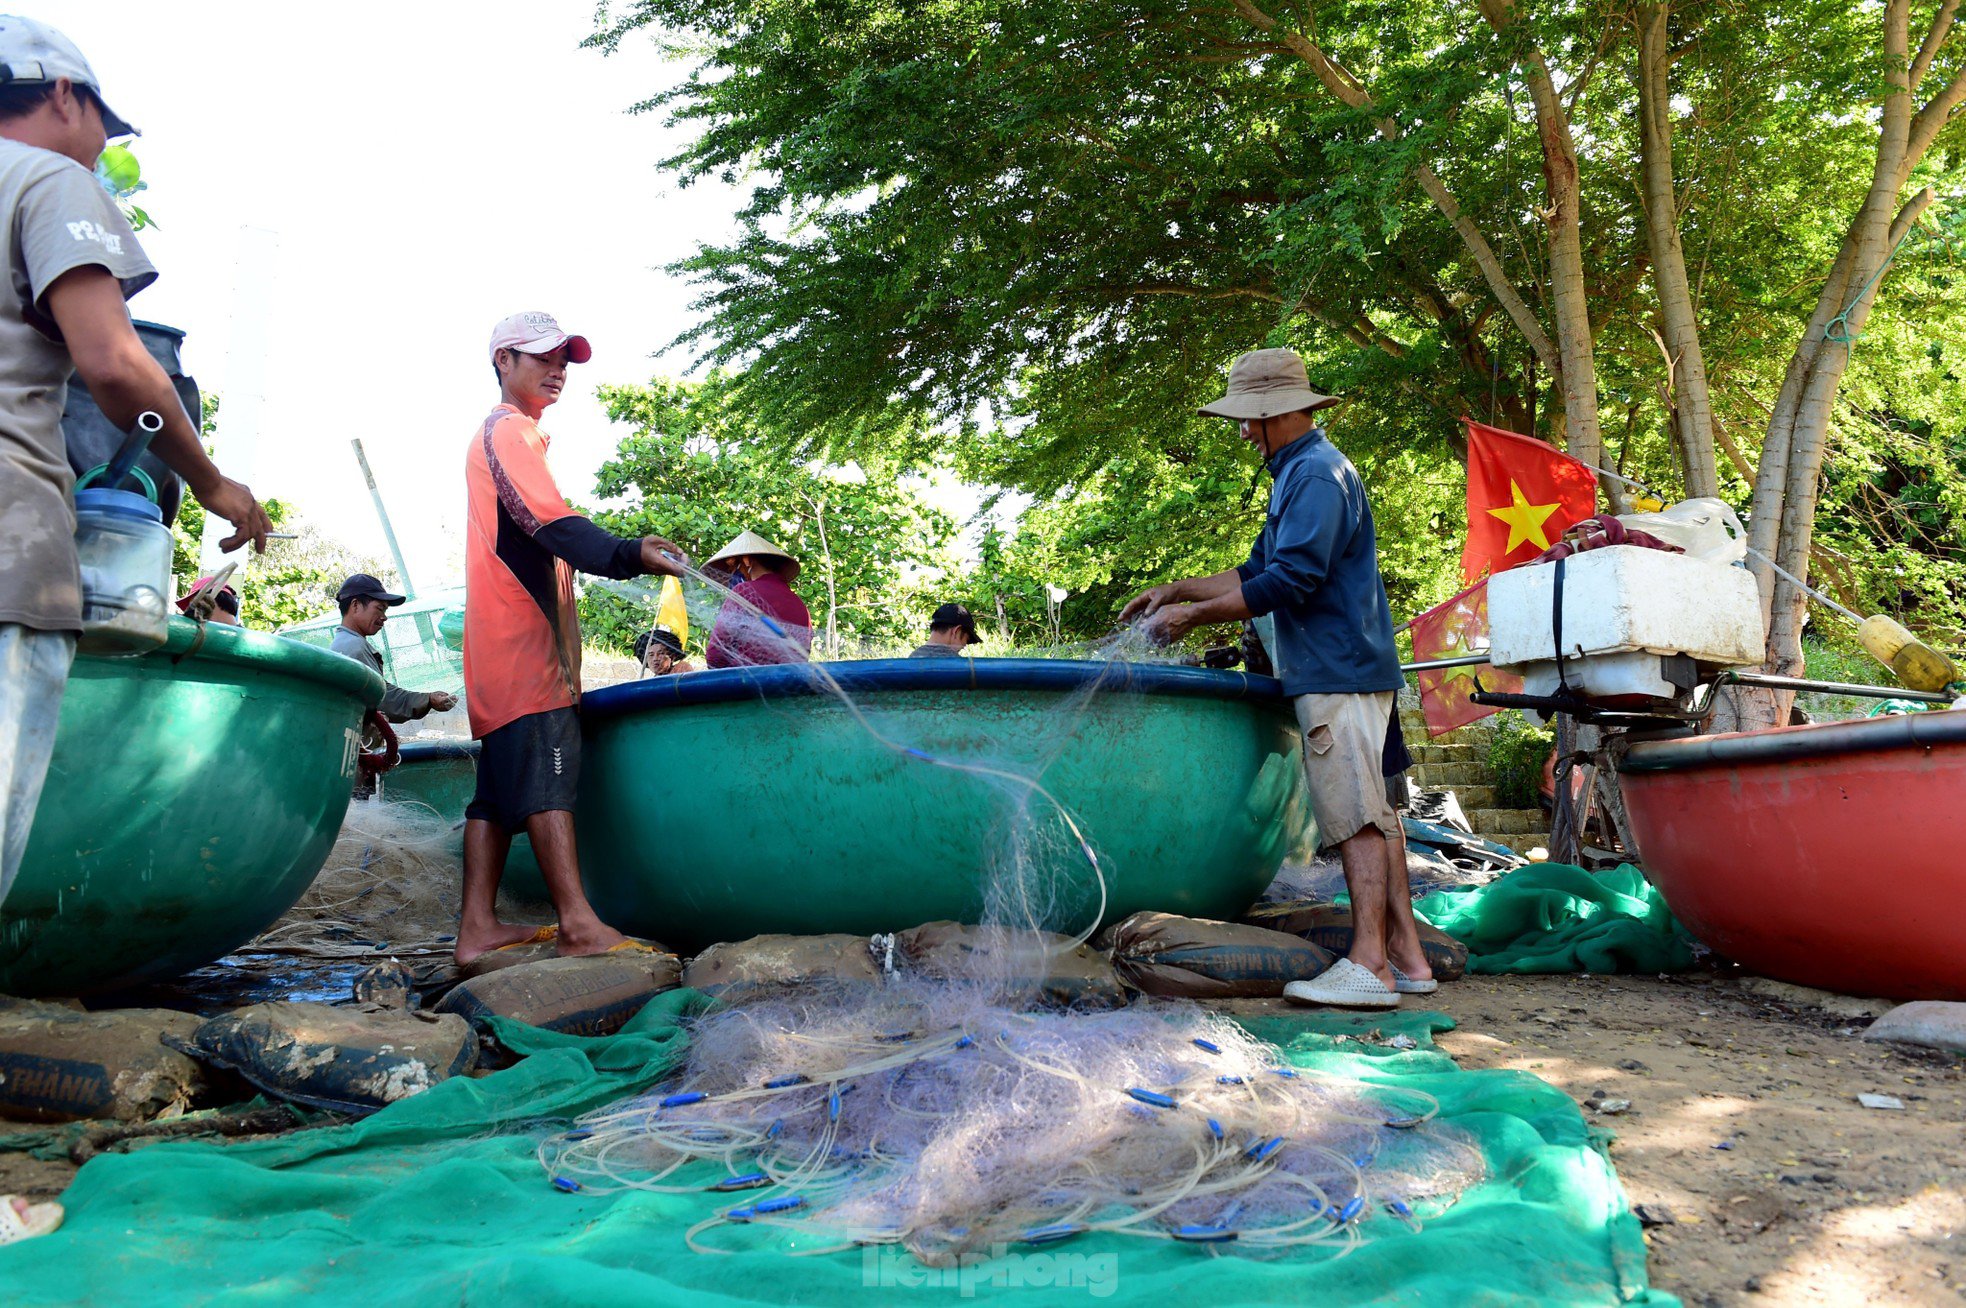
[1410,579,1523,737]
[1461,418,1599,583]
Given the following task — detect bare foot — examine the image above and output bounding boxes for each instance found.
[1388,942,1435,983]
[556,921,630,958]
[1347,953,1397,990]
[455,920,553,967]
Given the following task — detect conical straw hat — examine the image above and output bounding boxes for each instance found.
[706,529,800,579]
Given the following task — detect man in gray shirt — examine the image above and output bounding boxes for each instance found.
[0,19,269,908]
[329,573,457,723]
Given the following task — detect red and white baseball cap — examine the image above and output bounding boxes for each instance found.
[488,311,591,365]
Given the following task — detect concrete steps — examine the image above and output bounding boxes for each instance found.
[1399,703,1547,856]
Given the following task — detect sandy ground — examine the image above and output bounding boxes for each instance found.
[5,969,1962,1305]
[1429,972,1966,1307]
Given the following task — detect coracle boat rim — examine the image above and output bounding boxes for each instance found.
[1619,706,1966,774]
[106,615,385,705]
[580,657,1289,723]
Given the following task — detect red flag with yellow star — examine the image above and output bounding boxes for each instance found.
[1461,418,1599,582]
[1410,579,1524,737]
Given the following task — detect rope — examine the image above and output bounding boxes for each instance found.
[1824,225,1918,345]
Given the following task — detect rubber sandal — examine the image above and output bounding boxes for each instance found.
[1391,965,1439,995]
[603,939,662,955]
[1283,959,1400,1010]
[492,924,558,953]
[0,1195,62,1246]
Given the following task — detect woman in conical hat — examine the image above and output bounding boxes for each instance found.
[703,531,813,667]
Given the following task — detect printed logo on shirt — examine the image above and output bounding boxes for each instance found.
[65,218,124,256]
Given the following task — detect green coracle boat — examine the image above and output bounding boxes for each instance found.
[380,741,546,899]
[0,619,382,997]
[576,659,1314,950]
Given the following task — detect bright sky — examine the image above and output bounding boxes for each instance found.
[59,3,748,588]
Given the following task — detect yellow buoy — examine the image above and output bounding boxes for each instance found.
[1858,614,1961,693]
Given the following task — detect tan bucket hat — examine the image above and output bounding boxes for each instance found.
[1198,348,1340,421]
[706,530,801,581]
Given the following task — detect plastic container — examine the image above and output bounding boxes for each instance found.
[75,475,174,656]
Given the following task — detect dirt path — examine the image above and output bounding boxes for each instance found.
[1430,972,1966,1307]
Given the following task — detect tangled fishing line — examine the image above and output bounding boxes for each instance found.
[539,981,1483,1262]
[542,567,1482,1263]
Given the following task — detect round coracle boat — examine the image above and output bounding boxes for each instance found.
[380,740,546,899]
[0,618,382,996]
[575,658,1314,951]
[1617,709,1966,1000]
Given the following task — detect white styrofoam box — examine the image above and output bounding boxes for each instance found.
[1488,546,1763,671]
[1519,651,1680,702]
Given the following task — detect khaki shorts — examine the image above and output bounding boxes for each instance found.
[1293,691,1399,853]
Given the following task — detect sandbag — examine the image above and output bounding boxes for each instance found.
[181,1002,476,1115]
[891,922,1126,1008]
[1099,912,1334,999]
[0,1000,206,1123]
[683,934,881,1000]
[1244,900,1469,981]
[437,952,682,1037]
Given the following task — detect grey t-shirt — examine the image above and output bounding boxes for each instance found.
[0,139,156,633]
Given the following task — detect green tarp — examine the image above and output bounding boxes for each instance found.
[1416,863,1697,975]
[0,991,1675,1306]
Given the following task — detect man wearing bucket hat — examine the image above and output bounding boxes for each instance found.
[456,311,687,965]
[0,16,269,914]
[1120,348,1429,1010]
[702,530,813,667]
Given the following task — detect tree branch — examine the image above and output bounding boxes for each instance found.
[1227,0,1560,373]
[1910,0,1959,88]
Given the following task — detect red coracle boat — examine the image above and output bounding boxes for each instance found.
[1616,710,1966,1000]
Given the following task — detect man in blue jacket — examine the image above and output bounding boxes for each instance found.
[1121,348,1431,1009]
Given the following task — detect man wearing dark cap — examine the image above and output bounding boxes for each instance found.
[910,603,979,658]
[634,626,695,677]
[1121,347,1429,1010]
[0,17,269,911]
[329,573,456,724]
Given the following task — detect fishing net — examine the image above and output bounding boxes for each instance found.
[550,566,1487,1267]
[253,799,476,950]
[542,982,1484,1264]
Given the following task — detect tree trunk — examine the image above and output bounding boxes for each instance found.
[1636,2,1719,497]
[1715,0,1944,733]
[1476,0,1606,481]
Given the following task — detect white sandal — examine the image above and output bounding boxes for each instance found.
[1283,958,1400,1010]
[1391,965,1439,995]
[0,1195,62,1246]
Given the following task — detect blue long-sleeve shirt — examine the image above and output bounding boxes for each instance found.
[1235,429,1403,696]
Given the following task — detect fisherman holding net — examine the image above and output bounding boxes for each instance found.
[1122,348,1433,1008]
[455,311,686,965]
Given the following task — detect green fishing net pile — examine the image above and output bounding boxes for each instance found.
[0,991,1675,1306]
[1416,863,1698,975]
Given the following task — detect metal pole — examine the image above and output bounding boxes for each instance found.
[351,438,416,600]
[1401,654,1493,673]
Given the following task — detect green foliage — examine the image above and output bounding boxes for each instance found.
[579,374,959,654]
[172,396,389,631]
[1486,713,1554,811]
[93,143,154,231]
[588,0,1966,637]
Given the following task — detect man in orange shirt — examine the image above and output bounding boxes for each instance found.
[458,311,685,965]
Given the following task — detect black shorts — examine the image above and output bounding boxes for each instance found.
[1382,701,1412,811]
[466,707,581,829]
